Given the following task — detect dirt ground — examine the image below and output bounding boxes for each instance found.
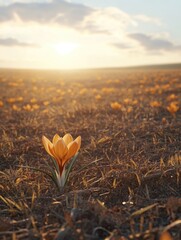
[0,66,181,239]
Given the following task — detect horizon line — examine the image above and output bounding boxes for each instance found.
[0,62,181,72]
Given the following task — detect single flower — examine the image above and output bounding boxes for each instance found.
[42,133,81,188]
[150,101,161,108]
[111,102,122,110]
[167,102,179,116]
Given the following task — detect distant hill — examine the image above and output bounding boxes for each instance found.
[125,63,181,70]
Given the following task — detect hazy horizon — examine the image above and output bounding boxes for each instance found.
[1,62,181,72]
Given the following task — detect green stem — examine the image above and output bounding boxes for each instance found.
[64,153,79,186]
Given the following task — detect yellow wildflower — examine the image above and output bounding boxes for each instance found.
[95,94,101,100]
[42,133,81,177]
[150,101,161,107]
[167,102,179,115]
[167,94,177,101]
[111,102,122,110]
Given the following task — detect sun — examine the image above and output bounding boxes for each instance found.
[54,42,78,55]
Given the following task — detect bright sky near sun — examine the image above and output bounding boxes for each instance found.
[0,0,181,69]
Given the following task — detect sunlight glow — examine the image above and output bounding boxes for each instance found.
[54,42,78,55]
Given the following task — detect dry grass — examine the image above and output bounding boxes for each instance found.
[0,67,181,240]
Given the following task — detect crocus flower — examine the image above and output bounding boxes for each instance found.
[111,102,122,110]
[150,101,161,108]
[42,133,81,188]
[167,102,179,116]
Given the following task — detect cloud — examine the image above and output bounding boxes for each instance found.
[134,14,162,26]
[81,7,136,33]
[128,33,181,52]
[81,7,136,34]
[111,42,132,50]
[0,37,38,47]
[0,0,93,28]
[0,1,137,35]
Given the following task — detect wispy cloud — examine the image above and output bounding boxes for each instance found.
[0,37,38,47]
[0,1,137,35]
[111,42,132,50]
[0,0,93,28]
[82,7,136,34]
[128,33,181,52]
[134,14,162,26]
[0,0,161,29]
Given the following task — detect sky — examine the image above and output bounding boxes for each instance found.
[0,0,181,70]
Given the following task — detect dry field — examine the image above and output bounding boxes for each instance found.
[0,66,181,240]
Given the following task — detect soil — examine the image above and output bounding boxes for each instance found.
[0,67,181,239]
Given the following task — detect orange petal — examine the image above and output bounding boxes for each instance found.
[63,141,78,165]
[74,136,81,151]
[63,133,73,146]
[42,136,54,157]
[48,144,62,167]
[53,138,68,160]
[53,134,61,145]
[159,231,173,240]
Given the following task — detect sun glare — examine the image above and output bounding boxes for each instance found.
[54,42,78,55]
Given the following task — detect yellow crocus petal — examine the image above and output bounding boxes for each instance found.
[48,145,62,169]
[53,138,68,160]
[63,133,73,146]
[159,231,173,240]
[63,141,78,165]
[42,136,54,157]
[74,136,81,152]
[53,134,61,145]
